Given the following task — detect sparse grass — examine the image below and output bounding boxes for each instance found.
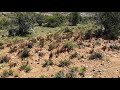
[59,59,71,67]
[21,48,30,58]
[54,70,65,78]
[2,69,14,78]
[42,59,54,67]
[20,64,32,73]
[89,52,103,60]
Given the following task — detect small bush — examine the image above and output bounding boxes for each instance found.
[27,42,33,48]
[0,17,10,29]
[96,12,120,40]
[21,48,30,58]
[38,52,45,57]
[54,70,65,78]
[68,12,81,26]
[8,12,34,36]
[2,69,14,78]
[93,29,103,38]
[48,43,59,51]
[89,52,103,60]
[104,32,118,40]
[0,42,4,46]
[95,40,101,46]
[109,44,120,50]
[63,27,72,33]
[79,66,86,76]
[20,64,32,73]
[59,59,71,67]
[36,14,45,26]
[42,59,53,67]
[66,67,78,78]
[8,28,19,37]
[30,38,37,43]
[39,38,44,48]
[44,13,64,28]
[0,46,4,49]
[0,55,11,63]
[84,29,93,39]
[24,65,32,72]
[9,46,18,53]
[9,62,17,68]
[62,42,76,52]
[70,52,78,59]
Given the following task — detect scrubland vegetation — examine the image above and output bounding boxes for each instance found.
[0,12,120,78]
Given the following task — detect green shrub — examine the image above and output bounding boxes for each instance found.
[0,17,10,29]
[89,52,103,60]
[0,55,11,63]
[24,65,32,72]
[84,29,93,39]
[2,69,14,78]
[39,38,45,48]
[0,42,4,46]
[93,29,103,38]
[66,67,78,78]
[79,66,86,76]
[21,48,30,58]
[70,52,78,59]
[68,12,81,26]
[27,42,33,48]
[44,13,64,28]
[54,70,65,78]
[42,59,53,67]
[63,27,72,33]
[48,43,59,51]
[9,46,18,53]
[20,64,32,73]
[110,44,120,50]
[36,14,45,26]
[8,12,35,36]
[97,12,120,40]
[59,59,71,67]
[63,42,76,51]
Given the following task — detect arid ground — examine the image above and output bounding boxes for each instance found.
[0,23,120,78]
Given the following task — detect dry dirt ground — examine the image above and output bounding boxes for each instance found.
[0,30,120,78]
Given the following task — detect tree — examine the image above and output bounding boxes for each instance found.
[96,12,120,39]
[44,13,65,28]
[8,12,35,36]
[68,12,81,26]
